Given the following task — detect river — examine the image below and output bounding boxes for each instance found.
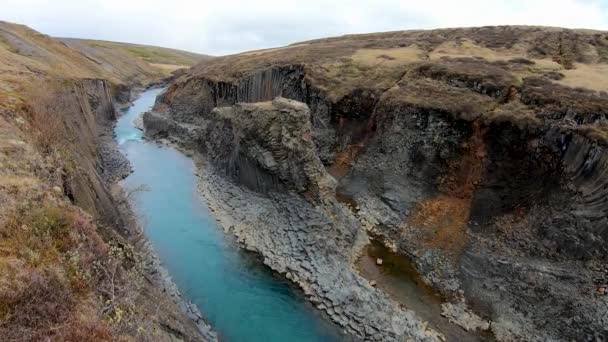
[115,88,343,342]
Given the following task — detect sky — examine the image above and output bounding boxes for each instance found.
[3,0,608,56]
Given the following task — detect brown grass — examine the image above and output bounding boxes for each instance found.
[24,81,69,154]
[351,45,425,66]
[521,76,608,120]
[384,77,497,119]
[0,75,181,341]
[149,62,189,74]
[0,21,206,87]
[414,58,516,98]
[0,204,114,341]
[557,63,608,92]
[429,38,523,61]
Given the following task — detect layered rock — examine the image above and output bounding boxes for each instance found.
[145,97,443,341]
[151,26,608,341]
[202,98,335,198]
[346,104,608,340]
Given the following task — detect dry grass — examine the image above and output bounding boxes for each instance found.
[0,198,151,341]
[77,39,209,65]
[310,59,407,99]
[0,21,206,87]
[240,43,310,56]
[149,62,189,74]
[24,81,69,154]
[521,76,608,120]
[429,39,523,61]
[557,63,608,92]
[414,58,516,98]
[383,77,497,119]
[351,45,425,66]
[0,203,111,341]
[184,26,608,130]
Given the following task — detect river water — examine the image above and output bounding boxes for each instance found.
[115,88,343,342]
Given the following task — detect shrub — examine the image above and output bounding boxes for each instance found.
[24,80,71,154]
[508,57,535,65]
[0,269,75,341]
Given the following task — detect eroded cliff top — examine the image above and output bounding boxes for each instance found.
[182,25,608,141]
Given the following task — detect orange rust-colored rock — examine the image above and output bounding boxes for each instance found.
[407,121,487,257]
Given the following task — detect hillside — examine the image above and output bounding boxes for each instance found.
[0,21,212,341]
[58,38,212,76]
[151,26,608,341]
[0,21,208,86]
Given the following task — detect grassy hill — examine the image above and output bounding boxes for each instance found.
[59,38,212,76]
[0,21,210,86]
[189,26,608,100]
[0,20,212,116]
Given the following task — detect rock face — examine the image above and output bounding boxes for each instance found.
[53,78,129,226]
[155,65,338,163]
[146,98,442,341]
[202,98,335,197]
[149,26,608,341]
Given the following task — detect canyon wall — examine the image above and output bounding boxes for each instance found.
[22,78,213,341]
[149,48,608,341]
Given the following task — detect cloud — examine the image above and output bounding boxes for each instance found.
[2,0,607,55]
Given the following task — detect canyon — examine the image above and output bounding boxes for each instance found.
[1,20,608,342]
[145,26,608,341]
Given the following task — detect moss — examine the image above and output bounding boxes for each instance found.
[126,47,181,64]
[86,41,110,49]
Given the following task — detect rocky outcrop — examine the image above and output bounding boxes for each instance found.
[143,110,191,139]
[196,163,441,342]
[54,79,129,227]
[156,65,338,163]
[202,98,335,197]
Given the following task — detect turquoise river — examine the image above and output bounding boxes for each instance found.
[115,88,345,342]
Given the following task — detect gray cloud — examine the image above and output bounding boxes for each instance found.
[2,0,607,55]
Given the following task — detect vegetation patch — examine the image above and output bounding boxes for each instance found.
[430,39,522,62]
[384,77,497,119]
[0,35,16,53]
[86,41,110,49]
[351,45,424,66]
[556,63,608,92]
[414,58,516,99]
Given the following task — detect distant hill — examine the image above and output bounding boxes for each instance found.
[58,38,212,76]
[0,21,211,86]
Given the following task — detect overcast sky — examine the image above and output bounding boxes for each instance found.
[3,0,608,55]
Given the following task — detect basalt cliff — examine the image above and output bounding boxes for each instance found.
[146,26,608,341]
